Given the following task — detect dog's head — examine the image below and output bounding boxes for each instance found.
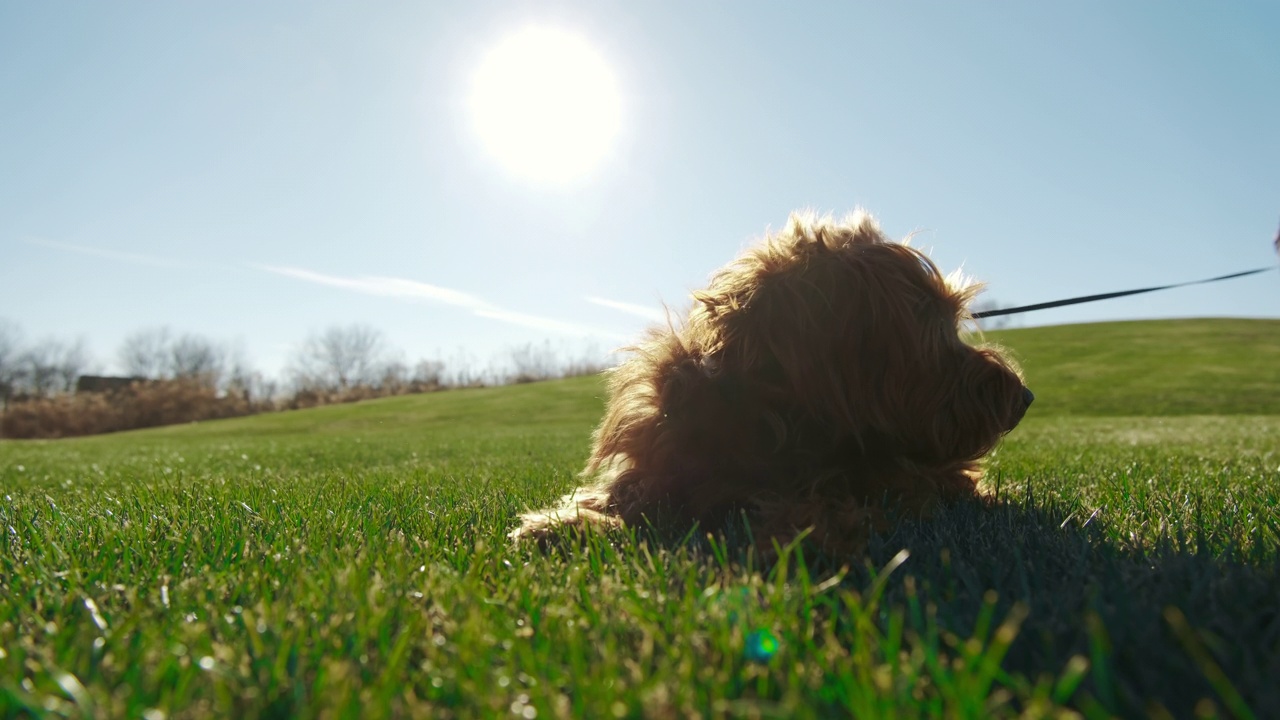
[686,210,1031,463]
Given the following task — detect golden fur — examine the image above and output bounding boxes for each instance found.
[512,211,1031,555]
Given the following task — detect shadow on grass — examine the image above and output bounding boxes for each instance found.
[868,496,1278,718]
[619,493,1280,718]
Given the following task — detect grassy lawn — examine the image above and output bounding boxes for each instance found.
[2,318,1278,718]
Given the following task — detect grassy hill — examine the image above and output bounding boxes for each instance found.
[15,316,1280,453]
[2,318,1278,718]
[986,317,1280,416]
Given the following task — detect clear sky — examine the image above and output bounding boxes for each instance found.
[2,1,1277,378]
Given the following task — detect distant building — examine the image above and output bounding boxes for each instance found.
[75,375,147,394]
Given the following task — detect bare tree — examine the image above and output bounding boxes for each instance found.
[378,360,409,393]
[15,344,49,396]
[55,337,93,392]
[220,342,261,398]
[119,327,173,379]
[497,340,612,384]
[444,347,485,388]
[562,340,612,378]
[289,324,389,391]
[411,359,444,389]
[508,341,560,384]
[170,333,224,387]
[0,319,22,409]
[15,339,85,397]
[226,367,275,404]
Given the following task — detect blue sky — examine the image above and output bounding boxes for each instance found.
[2,1,1277,377]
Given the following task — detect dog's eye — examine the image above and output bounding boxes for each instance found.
[700,357,721,377]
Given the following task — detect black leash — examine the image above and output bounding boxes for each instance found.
[974,223,1279,319]
[973,266,1276,319]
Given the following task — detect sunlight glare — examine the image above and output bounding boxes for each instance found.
[470,27,622,185]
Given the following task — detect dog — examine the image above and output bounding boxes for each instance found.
[512,210,1032,555]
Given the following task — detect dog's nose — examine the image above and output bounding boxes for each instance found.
[1022,387,1035,407]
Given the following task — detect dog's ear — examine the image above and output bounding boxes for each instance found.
[588,332,729,466]
[654,346,711,415]
[686,286,760,370]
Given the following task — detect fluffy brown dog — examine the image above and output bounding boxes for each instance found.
[513,211,1032,555]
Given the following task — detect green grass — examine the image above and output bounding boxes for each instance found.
[985,318,1280,416]
[2,318,1278,718]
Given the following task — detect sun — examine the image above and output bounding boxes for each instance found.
[469,27,622,185]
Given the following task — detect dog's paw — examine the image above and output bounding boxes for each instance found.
[509,504,624,550]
